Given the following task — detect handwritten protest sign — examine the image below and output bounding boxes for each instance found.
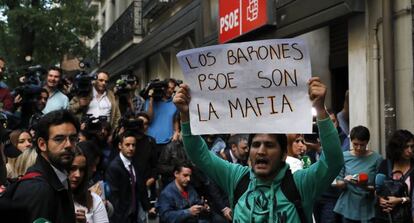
[176,38,312,134]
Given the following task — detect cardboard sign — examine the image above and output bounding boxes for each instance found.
[176,38,312,134]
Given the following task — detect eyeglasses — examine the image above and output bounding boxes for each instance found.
[50,134,78,145]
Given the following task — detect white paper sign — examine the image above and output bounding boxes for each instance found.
[176,38,312,134]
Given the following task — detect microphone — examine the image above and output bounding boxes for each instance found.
[351,172,369,185]
[358,172,369,185]
[375,173,393,222]
[375,173,386,196]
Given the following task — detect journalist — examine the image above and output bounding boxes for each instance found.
[145,78,180,153]
[333,126,383,222]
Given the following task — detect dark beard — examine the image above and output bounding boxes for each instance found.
[47,149,74,171]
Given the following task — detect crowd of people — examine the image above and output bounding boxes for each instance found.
[0,56,413,223]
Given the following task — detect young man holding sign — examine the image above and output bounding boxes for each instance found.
[173,77,344,223]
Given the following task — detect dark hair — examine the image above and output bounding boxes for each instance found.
[248,134,288,154]
[36,109,80,141]
[386,130,414,161]
[119,131,136,143]
[48,66,62,76]
[350,125,370,141]
[136,112,150,122]
[38,88,49,98]
[0,57,5,62]
[228,134,249,146]
[77,140,102,163]
[173,161,193,173]
[166,78,176,83]
[71,148,93,211]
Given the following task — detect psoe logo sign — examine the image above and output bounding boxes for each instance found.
[219,0,269,43]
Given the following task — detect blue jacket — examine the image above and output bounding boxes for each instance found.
[157,181,205,223]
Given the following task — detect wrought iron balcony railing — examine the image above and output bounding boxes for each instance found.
[100,1,143,62]
[142,0,170,19]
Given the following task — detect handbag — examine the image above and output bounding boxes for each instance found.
[375,160,413,222]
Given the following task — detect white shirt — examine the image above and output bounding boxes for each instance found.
[42,90,69,114]
[119,153,135,179]
[74,192,109,223]
[285,156,304,173]
[51,164,68,189]
[229,150,238,163]
[87,88,111,119]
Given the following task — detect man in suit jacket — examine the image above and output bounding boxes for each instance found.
[219,134,249,166]
[105,131,151,223]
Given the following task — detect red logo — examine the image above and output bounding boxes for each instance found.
[219,0,269,43]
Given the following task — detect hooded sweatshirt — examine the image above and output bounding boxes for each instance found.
[181,118,344,223]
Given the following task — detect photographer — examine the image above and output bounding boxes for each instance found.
[42,66,69,114]
[69,95,92,121]
[13,88,48,129]
[89,71,120,130]
[114,74,145,116]
[82,115,116,176]
[69,69,94,121]
[144,78,180,153]
[128,75,146,114]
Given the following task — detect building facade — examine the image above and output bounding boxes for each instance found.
[90,0,414,154]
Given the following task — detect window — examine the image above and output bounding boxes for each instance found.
[203,0,218,38]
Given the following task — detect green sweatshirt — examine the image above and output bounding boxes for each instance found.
[182,118,344,223]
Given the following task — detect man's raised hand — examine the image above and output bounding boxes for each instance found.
[308,77,328,119]
[173,84,191,122]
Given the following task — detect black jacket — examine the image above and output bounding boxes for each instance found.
[105,155,150,223]
[133,135,158,180]
[12,155,76,223]
[157,141,190,185]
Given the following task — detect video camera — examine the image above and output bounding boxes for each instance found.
[14,65,45,104]
[119,117,144,134]
[72,62,94,97]
[114,73,137,96]
[140,78,182,101]
[82,114,108,133]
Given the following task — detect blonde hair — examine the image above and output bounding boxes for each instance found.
[7,148,37,178]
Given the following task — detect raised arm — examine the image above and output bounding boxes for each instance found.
[294,77,344,200]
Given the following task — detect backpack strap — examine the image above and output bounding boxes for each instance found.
[387,159,393,178]
[233,169,307,223]
[402,166,414,181]
[387,160,414,181]
[0,171,42,199]
[233,172,249,208]
[281,169,307,223]
[19,172,42,182]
